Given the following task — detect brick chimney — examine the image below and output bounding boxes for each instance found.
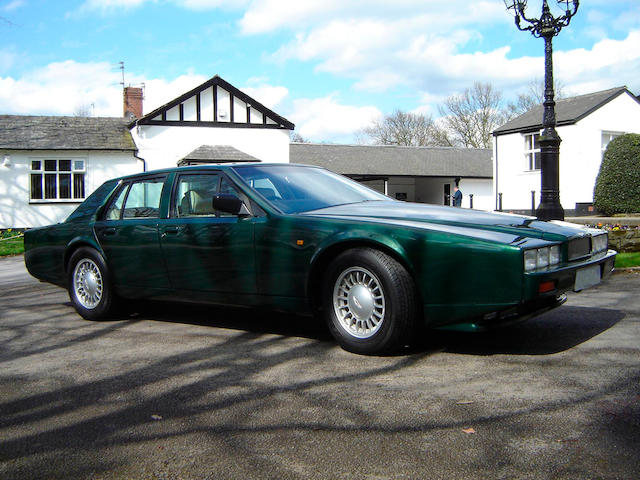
[123,87,143,119]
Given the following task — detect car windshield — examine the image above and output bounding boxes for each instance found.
[232,165,392,214]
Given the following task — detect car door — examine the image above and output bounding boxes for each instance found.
[158,171,257,295]
[94,175,171,291]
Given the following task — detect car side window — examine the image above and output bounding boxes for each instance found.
[122,178,165,219]
[175,174,220,217]
[105,184,129,220]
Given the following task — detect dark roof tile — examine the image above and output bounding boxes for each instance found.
[0,115,137,151]
[493,87,635,135]
[290,143,492,178]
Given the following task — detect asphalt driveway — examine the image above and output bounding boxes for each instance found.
[0,255,638,479]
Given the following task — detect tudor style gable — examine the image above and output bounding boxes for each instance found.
[133,75,294,130]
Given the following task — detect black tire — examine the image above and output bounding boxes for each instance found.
[323,248,417,355]
[67,247,116,320]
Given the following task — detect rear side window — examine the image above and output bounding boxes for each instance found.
[105,185,128,220]
[104,177,166,220]
[123,178,165,218]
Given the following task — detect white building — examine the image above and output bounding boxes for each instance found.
[492,86,640,215]
[0,116,141,228]
[0,76,295,228]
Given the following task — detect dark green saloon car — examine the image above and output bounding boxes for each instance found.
[25,163,616,354]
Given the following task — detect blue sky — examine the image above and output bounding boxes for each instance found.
[1,0,639,142]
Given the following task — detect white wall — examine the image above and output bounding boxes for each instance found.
[0,150,141,228]
[459,178,493,211]
[494,92,640,212]
[131,124,291,171]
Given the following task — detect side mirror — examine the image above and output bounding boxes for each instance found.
[212,193,250,216]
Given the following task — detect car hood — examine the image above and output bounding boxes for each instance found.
[301,201,592,242]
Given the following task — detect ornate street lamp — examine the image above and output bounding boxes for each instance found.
[504,0,579,221]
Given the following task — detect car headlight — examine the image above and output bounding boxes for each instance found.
[524,250,537,272]
[524,244,562,272]
[536,247,549,268]
[591,233,608,253]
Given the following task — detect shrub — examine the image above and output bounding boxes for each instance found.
[594,133,640,216]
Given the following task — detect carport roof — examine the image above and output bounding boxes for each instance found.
[178,145,260,165]
[290,143,493,178]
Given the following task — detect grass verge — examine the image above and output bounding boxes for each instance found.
[0,237,24,256]
[615,252,640,268]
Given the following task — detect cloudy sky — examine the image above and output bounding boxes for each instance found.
[1,0,639,142]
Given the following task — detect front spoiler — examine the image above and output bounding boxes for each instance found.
[435,294,567,333]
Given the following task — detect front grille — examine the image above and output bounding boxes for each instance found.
[568,237,590,261]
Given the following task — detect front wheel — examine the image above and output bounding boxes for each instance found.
[323,248,417,355]
[67,247,115,320]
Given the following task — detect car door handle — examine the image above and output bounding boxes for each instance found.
[162,226,184,236]
[102,227,116,236]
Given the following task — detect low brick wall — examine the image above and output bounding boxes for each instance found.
[608,230,640,253]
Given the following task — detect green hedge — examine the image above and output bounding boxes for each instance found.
[594,133,640,216]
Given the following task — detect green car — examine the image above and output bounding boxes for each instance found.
[25,164,616,354]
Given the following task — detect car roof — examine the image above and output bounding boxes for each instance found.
[116,162,320,181]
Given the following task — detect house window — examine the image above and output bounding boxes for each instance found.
[524,133,541,171]
[602,131,624,156]
[30,159,86,201]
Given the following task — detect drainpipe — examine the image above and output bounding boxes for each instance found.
[135,153,146,172]
[494,135,499,211]
[133,119,146,172]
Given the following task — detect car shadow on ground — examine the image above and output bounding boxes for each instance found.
[97,300,625,357]
[117,299,335,343]
[425,306,625,356]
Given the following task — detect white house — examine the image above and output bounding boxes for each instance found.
[0,76,295,228]
[129,75,294,171]
[0,116,142,228]
[492,86,640,215]
[290,143,494,210]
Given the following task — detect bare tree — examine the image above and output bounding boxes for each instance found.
[438,82,504,149]
[504,78,567,120]
[73,103,93,117]
[361,110,452,147]
[290,131,309,143]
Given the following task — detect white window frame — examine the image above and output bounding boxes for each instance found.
[523,132,541,172]
[601,131,625,157]
[30,158,87,203]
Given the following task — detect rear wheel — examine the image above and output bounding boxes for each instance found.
[323,248,416,355]
[68,247,115,320]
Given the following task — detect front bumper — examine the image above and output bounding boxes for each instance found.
[434,249,616,333]
[522,249,616,301]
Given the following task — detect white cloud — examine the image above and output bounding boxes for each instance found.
[142,73,208,111]
[555,30,640,94]
[75,0,249,14]
[175,0,249,9]
[239,0,504,35]
[288,94,381,141]
[2,0,25,12]
[0,61,208,117]
[241,85,288,110]
[79,0,152,12]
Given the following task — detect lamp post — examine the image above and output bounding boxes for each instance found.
[503,0,579,221]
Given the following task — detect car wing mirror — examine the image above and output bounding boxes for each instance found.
[212,193,251,217]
